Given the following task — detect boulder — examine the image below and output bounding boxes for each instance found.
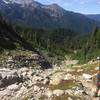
[74,89,84,96]
[53,89,65,96]
[95,67,99,71]
[82,73,92,80]
[65,89,73,95]
[31,54,39,60]
[7,59,14,63]
[64,73,75,80]
[27,70,33,77]
[77,69,83,72]
[34,85,40,92]
[32,76,43,82]
[46,90,53,98]
[42,78,50,85]
[50,72,64,85]
[21,72,27,77]
[68,97,73,100]
[7,84,19,91]
[18,68,29,73]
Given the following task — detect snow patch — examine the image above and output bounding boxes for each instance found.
[2,0,33,5]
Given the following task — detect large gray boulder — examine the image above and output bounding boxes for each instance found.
[7,84,20,91]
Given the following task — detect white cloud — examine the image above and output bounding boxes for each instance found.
[97,0,100,4]
[36,0,100,6]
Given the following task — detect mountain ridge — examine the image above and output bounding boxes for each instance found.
[87,14,100,22]
[0,0,100,33]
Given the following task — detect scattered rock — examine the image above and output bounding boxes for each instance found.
[64,73,75,80]
[7,59,14,63]
[95,67,99,71]
[77,69,83,72]
[65,89,73,95]
[41,77,50,85]
[18,68,29,73]
[46,90,53,98]
[0,89,12,100]
[50,72,64,85]
[34,85,40,92]
[68,97,73,100]
[0,52,98,100]
[32,76,43,82]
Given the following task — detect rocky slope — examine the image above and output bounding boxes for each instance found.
[0,50,99,100]
[0,14,52,70]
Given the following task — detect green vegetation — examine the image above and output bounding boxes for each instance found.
[15,27,81,64]
[53,95,81,100]
[10,23,100,64]
[49,80,77,90]
[23,96,29,100]
[73,27,100,63]
[0,12,100,65]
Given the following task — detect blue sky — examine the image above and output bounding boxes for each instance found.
[36,0,100,14]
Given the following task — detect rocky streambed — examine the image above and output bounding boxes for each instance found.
[0,50,99,100]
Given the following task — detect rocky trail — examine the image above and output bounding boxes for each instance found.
[0,50,100,100]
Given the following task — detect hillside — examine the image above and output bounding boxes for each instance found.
[0,0,99,33]
[0,15,39,51]
[87,14,100,22]
[0,14,24,50]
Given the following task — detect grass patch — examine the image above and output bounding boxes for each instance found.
[49,80,77,90]
[23,96,29,100]
[39,95,48,100]
[83,62,98,74]
[52,94,81,100]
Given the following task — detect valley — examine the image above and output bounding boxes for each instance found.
[0,0,100,100]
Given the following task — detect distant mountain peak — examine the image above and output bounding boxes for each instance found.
[2,0,43,8]
[45,3,63,10]
[3,0,33,4]
[50,3,60,7]
[87,14,100,22]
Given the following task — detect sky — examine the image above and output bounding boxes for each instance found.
[36,0,100,14]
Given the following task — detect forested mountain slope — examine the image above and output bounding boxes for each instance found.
[0,0,100,33]
[87,14,100,22]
